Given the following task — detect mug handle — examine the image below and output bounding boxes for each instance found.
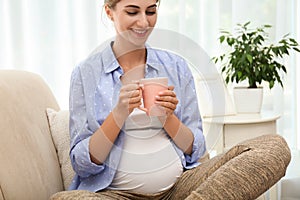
[138,106,148,113]
[138,84,148,114]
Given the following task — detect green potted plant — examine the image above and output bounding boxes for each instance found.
[213,21,300,113]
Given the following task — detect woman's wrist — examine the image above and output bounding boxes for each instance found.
[160,114,180,136]
[112,106,129,129]
[161,114,194,155]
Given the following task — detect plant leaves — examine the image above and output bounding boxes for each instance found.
[213,22,300,89]
[246,54,253,63]
[237,71,242,79]
[269,80,274,89]
[293,47,300,52]
[220,35,225,43]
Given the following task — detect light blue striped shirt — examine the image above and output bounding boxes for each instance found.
[68,42,206,192]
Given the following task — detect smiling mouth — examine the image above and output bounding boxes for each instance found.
[132,29,148,37]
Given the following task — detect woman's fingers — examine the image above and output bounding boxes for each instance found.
[168,85,175,91]
[118,83,178,116]
[117,83,142,115]
[155,86,178,115]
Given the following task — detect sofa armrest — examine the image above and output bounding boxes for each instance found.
[0,70,63,200]
[0,185,4,200]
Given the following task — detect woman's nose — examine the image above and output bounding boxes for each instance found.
[136,14,149,28]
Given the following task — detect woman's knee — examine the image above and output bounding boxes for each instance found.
[241,134,290,153]
[238,134,291,172]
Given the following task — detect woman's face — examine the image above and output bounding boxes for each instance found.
[106,0,158,47]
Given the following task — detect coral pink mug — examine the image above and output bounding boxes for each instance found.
[139,77,168,116]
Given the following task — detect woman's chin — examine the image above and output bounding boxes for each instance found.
[129,32,151,46]
[130,38,148,47]
[117,30,151,48]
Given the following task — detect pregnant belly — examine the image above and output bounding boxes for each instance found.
[108,129,183,193]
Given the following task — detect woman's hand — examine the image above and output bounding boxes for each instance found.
[114,83,142,119]
[91,83,142,164]
[155,85,178,116]
[155,86,193,154]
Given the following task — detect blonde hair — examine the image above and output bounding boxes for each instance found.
[105,0,160,9]
[104,0,119,8]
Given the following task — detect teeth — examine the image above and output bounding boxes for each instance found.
[133,29,147,34]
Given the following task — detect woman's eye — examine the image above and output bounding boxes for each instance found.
[126,11,138,16]
[146,11,156,16]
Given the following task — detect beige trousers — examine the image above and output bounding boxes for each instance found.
[50,134,291,200]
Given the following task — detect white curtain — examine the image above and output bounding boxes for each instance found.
[0,0,113,108]
[297,0,300,150]
[0,0,298,148]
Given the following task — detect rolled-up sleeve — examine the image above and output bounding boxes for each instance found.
[69,66,104,178]
[178,60,206,168]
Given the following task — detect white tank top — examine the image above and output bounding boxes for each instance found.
[108,108,183,193]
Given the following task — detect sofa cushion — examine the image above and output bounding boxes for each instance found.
[46,108,75,190]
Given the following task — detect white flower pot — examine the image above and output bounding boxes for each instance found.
[233,87,263,113]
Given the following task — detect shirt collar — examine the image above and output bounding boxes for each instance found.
[102,42,161,74]
[102,41,120,74]
[145,45,161,72]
